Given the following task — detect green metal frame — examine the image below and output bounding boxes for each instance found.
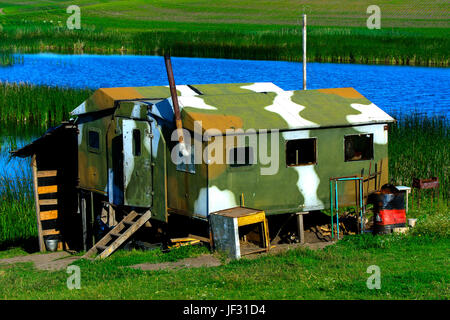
[330,176,365,239]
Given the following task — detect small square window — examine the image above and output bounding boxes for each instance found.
[229,146,254,167]
[286,138,316,166]
[88,129,100,152]
[344,134,374,161]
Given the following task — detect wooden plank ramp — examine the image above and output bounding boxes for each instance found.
[83,210,152,260]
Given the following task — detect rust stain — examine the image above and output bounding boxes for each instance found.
[317,88,364,99]
[183,112,244,133]
[93,87,144,110]
[87,166,99,187]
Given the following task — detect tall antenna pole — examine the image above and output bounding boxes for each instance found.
[302,14,307,90]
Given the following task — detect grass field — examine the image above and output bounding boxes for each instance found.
[0,1,448,65]
[0,235,448,299]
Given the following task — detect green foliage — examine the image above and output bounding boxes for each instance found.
[0,1,448,66]
[0,167,36,246]
[0,51,23,67]
[0,82,93,127]
[389,114,449,200]
[411,211,450,238]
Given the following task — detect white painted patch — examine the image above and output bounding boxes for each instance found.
[265,91,319,129]
[122,120,136,194]
[291,166,324,209]
[71,101,86,115]
[77,123,83,146]
[241,82,285,93]
[282,130,310,140]
[131,103,141,118]
[194,188,208,218]
[143,123,151,155]
[207,186,238,214]
[178,96,217,110]
[351,123,388,145]
[347,103,394,125]
[165,85,198,97]
[150,120,160,158]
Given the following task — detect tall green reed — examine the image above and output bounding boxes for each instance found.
[389,114,449,200]
[0,82,92,127]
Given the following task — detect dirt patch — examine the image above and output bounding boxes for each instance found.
[0,8,4,15]
[0,252,79,271]
[130,254,222,271]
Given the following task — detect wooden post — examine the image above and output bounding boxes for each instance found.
[302,14,307,90]
[296,212,308,244]
[31,155,45,252]
[90,191,95,247]
[81,194,87,251]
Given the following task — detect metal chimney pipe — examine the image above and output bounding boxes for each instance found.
[164,54,188,156]
[302,14,307,90]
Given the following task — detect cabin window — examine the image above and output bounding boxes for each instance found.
[88,129,100,152]
[229,146,254,167]
[286,138,316,166]
[176,145,195,174]
[344,134,374,161]
[133,129,141,156]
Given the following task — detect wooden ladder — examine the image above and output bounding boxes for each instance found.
[83,210,152,259]
[31,157,62,251]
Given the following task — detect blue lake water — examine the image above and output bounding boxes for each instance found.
[1,53,449,117]
[0,53,448,180]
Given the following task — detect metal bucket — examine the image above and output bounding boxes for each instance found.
[45,239,59,252]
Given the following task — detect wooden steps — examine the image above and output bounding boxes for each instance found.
[83,210,152,259]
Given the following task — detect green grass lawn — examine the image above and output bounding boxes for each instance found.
[0,1,448,65]
[0,234,448,299]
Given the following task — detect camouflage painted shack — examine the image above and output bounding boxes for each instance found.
[71,82,394,225]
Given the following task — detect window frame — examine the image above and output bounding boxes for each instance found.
[87,128,101,154]
[285,137,317,167]
[228,146,255,168]
[343,133,374,162]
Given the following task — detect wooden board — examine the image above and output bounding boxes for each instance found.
[40,210,58,221]
[42,229,60,236]
[38,185,58,194]
[37,170,57,178]
[39,199,58,205]
[237,211,265,227]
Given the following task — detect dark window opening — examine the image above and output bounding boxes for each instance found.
[344,134,374,161]
[286,138,316,166]
[133,129,141,156]
[88,130,100,151]
[229,147,254,167]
